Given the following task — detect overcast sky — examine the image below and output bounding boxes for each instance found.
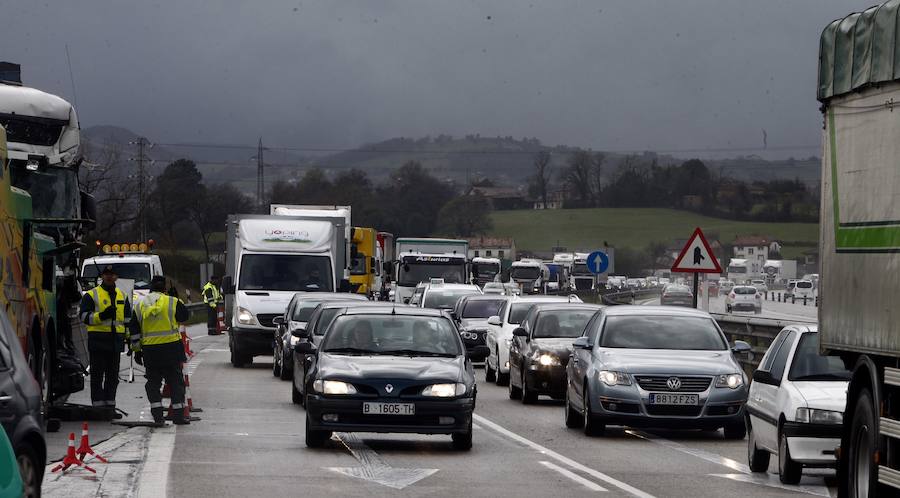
[5,0,867,159]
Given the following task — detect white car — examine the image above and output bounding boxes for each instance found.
[750,279,768,293]
[746,325,849,484]
[725,285,762,314]
[786,280,815,302]
[482,282,506,295]
[418,281,482,310]
[484,294,583,385]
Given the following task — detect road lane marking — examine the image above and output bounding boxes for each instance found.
[136,425,176,498]
[325,432,439,489]
[626,430,831,497]
[539,461,608,492]
[473,414,655,498]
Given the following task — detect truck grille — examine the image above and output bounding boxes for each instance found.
[635,376,711,392]
[256,314,281,328]
[574,279,593,290]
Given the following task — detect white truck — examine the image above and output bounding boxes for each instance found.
[471,257,501,287]
[223,212,349,367]
[817,6,900,494]
[80,244,164,302]
[726,258,751,284]
[761,259,797,285]
[571,252,595,291]
[509,259,548,295]
[393,238,468,304]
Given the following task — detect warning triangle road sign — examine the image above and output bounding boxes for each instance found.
[671,227,722,273]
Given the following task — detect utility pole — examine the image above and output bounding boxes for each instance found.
[257,137,264,212]
[129,137,152,241]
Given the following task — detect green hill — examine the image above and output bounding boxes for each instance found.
[489,208,819,253]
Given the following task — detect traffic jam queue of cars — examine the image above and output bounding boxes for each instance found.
[227,225,842,486]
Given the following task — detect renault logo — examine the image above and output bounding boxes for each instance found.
[666,377,682,391]
[385,384,394,393]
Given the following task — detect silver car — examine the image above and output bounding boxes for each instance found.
[565,306,750,438]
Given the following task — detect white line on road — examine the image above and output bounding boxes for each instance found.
[136,425,176,498]
[539,461,608,492]
[473,414,655,498]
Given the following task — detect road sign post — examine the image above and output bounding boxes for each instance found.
[670,228,722,309]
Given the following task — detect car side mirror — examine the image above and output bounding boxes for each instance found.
[572,337,592,350]
[295,342,316,354]
[469,345,491,359]
[291,328,309,339]
[732,340,751,355]
[512,327,528,337]
[487,315,501,326]
[272,316,284,326]
[752,369,778,385]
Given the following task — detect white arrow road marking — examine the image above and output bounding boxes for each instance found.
[474,414,655,498]
[539,461,608,492]
[626,430,831,497]
[325,432,439,489]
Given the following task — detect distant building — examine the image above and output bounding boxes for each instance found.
[732,236,780,273]
[467,236,516,263]
[466,186,529,210]
[532,189,567,210]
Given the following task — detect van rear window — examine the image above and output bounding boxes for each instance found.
[797,282,813,289]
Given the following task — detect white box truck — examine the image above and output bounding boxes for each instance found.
[223,213,349,367]
[817,6,900,494]
[393,238,468,303]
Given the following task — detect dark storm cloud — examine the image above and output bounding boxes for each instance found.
[4,0,865,157]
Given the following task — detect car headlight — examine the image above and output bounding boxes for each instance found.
[599,370,631,386]
[237,307,256,325]
[531,351,560,366]
[796,407,843,425]
[313,380,357,395]
[715,373,744,389]
[421,383,467,397]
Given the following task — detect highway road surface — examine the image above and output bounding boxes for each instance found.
[44,335,836,497]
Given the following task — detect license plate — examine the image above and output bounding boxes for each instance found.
[363,402,415,415]
[649,393,699,405]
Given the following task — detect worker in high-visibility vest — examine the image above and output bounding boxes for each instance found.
[79,265,135,416]
[202,275,222,335]
[131,275,190,425]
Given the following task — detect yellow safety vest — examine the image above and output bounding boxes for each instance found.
[202,282,221,308]
[86,286,128,335]
[136,293,183,347]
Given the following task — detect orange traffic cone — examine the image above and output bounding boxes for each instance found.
[215,304,226,335]
[181,324,195,359]
[185,373,202,413]
[51,433,96,474]
[76,422,108,464]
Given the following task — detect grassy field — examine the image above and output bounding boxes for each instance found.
[489,208,819,253]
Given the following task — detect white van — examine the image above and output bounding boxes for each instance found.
[786,279,815,301]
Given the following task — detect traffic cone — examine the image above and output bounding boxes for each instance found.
[76,422,108,463]
[215,304,226,335]
[51,433,96,474]
[181,324,195,359]
[185,372,202,412]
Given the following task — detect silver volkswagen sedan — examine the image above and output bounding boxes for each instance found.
[565,306,750,438]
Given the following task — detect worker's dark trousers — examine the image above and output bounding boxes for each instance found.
[145,359,186,413]
[207,306,217,335]
[89,350,121,408]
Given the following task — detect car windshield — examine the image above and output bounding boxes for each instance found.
[238,254,333,292]
[534,310,596,338]
[788,333,851,381]
[293,301,326,321]
[734,287,757,295]
[322,315,462,356]
[665,286,692,296]
[423,289,479,309]
[462,299,505,318]
[473,263,500,279]
[510,267,540,280]
[600,315,727,350]
[797,281,813,289]
[82,263,152,290]
[399,260,467,286]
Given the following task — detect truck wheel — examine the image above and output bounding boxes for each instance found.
[848,388,879,497]
[230,345,247,368]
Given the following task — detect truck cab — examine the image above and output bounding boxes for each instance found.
[509,259,548,295]
[571,253,595,291]
[471,257,501,287]
[349,227,380,298]
[392,238,468,303]
[80,243,163,302]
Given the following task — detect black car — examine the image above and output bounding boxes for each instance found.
[272,292,368,381]
[290,300,385,405]
[0,307,45,497]
[508,303,603,403]
[297,306,487,450]
[451,295,507,361]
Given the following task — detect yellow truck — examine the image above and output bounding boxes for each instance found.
[349,227,380,298]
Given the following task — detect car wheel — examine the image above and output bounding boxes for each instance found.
[747,417,770,472]
[778,428,802,484]
[521,373,537,404]
[16,443,42,498]
[849,388,878,497]
[508,370,522,400]
[291,381,302,405]
[452,418,473,451]
[272,345,281,377]
[724,421,746,440]
[496,358,509,386]
[485,361,496,383]
[279,352,293,381]
[305,413,330,448]
[583,389,604,437]
[565,387,583,429]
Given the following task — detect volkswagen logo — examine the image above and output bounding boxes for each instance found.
[385,384,394,393]
[666,377,682,391]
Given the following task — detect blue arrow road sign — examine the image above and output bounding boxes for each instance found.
[586,251,609,275]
